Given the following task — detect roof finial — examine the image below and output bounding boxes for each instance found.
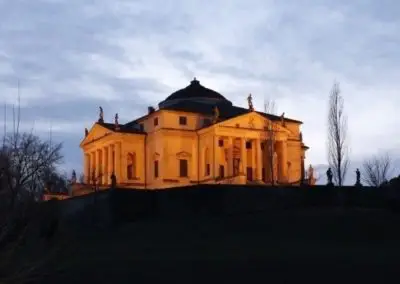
[191,77,199,85]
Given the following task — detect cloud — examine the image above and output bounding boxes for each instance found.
[0,0,399,182]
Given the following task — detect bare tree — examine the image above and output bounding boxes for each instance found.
[327,82,349,186]
[363,153,393,187]
[263,98,277,185]
[0,94,63,249]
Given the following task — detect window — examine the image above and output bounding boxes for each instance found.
[127,153,136,180]
[218,139,224,147]
[179,116,187,125]
[203,118,211,126]
[233,158,240,176]
[139,124,144,131]
[154,117,158,126]
[246,141,252,149]
[219,165,225,178]
[154,160,159,178]
[179,159,188,177]
[206,164,210,176]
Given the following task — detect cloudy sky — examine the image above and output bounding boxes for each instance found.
[1,0,399,184]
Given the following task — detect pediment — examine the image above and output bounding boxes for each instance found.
[153,152,161,160]
[79,123,113,147]
[176,151,192,158]
[219,112,291,134]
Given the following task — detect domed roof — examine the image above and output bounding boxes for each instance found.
[164,78,228,102]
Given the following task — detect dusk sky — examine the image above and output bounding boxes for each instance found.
[1,0,399,183]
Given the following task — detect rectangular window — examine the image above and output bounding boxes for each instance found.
[219,165,225,178]
[206,164,210,176]
[179,159,188,177]
[179,116,187,125]
[154,160,159,178]
[218,139,224,147]
[154,117,158,126]
[246,141,252,149]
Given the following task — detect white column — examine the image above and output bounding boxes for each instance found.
[115,142,121,183]
[241,138,247,176]
[91,151,96,183]
[256,139,262,181]
[281,141,288,182]
[192,141,198,180]
[251,140,256,180]
[102,147,108,185]
[108,145,113,184]
[227,137,233,176]
[214,135,219,179]
[121,146,127,184]
[96,149,102,184]
[84,153,90,184]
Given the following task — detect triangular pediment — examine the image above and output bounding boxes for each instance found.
[218,112,291,134]
[79,123,114,147]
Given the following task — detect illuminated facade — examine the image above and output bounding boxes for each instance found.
[80,78,309,189]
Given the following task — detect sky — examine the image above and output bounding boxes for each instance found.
[0,0,399,184]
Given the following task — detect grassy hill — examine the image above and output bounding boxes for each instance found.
[4,207,399,283]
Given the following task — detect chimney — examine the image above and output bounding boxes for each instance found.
[148,106,155,114]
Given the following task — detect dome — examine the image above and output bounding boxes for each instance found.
[166,78,228,101]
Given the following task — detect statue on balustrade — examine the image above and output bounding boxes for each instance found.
[98,106,104,123]
[307,164,315,185]
[110,172,117,188]
[355,168,362,187]
[326,167,334,186]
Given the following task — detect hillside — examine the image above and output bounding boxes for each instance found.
[13,207,400,283]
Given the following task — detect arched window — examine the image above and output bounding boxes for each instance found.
[204,148,210,176]
[127,153,136,180]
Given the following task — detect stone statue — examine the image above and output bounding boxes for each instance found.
[355,168,362,186]
[326,167,333,186]
[85,128,89,137]
[212,106,220,123]
[71,170,77,184]
[110,172,117,188]
[114,113,120,130]
[99,106,104,123]
[307,164,314,184]
[247,93,254,111]
[280,112,285,126]
[299,131,303,142]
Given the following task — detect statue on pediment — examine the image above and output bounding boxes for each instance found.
[85,128,89,137]
[114,113,120,130]
[212,106,220,123]
[98,106,104,123]
[247,93,254,111]
[280,112,285,126]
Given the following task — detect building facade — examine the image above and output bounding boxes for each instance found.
[80,78,309,189]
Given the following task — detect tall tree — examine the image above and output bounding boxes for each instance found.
[327,81,349,186]
[264,98,277,185]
